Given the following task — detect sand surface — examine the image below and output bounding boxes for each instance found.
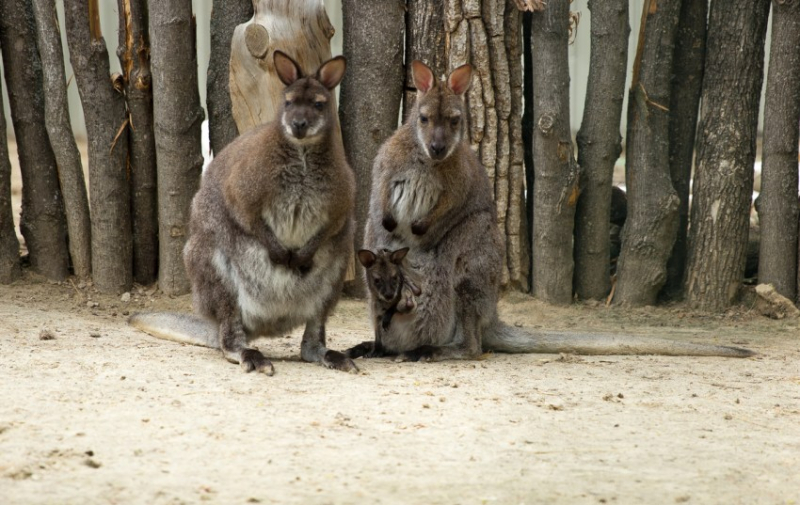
[1,277,799,505]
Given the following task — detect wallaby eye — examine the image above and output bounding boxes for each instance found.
[314,101,324,110]
[284,100,292,108]
[450,116,460,126]
[420,115,429,124]
[373,278,382,288]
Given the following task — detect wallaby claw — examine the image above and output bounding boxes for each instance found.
[240,348,275,375]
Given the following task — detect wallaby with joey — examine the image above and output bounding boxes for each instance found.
[348,247,421,359]
[349,60,754,362]
[129,51,359,375]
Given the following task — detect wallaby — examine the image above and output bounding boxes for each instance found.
[350,60,754,362]
[348,247,421,359]
[130,51,358,375]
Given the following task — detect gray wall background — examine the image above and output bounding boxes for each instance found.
[2,0,769,142]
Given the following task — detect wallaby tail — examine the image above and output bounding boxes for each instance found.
[483,322,754,358]
[128,312,219,349]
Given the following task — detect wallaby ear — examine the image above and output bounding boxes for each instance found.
[357,250,377,269]
[390,247,409,264]
[411,60,435,95]
[447,64,473,96]
[316,56,346,89]
[274,50,303,87]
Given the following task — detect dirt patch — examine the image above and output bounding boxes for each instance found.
[1,276,799,504]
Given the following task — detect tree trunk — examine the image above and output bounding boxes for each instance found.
[339,0,404,297]
[505,1,527,291]
[758,0,800,301]
[685,0,770,312]
[404,0,446,119]
[118,0,158,286]
[529,0,579,304]
[0,0,69,281]
[229,0,337,134]
[573,0,629,300]
[613,0,681,306]
[0,76,21,284]
[31,0,92,280]
[661,0,707,301]
[522,11,534,290]
[444,0,526,290]
[207,0,252,154]
[64,0,132,293]
[149,0,204,296]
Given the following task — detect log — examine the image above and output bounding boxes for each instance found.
[118,0,158,285]
[574,0,629,300]
[339,0,404,297]
[207,0,253,154]
[65,0,133,293]
[0,0,69,281]
[758,0,800,301]
[530,0,579,304]
[684,0,770,311]
[0,74,21,283]
[32,0,92,280]
[613,0,681,306]
[149,0,204,295]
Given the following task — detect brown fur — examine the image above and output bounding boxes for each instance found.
[349,61,753,362]
[130,51,359,374]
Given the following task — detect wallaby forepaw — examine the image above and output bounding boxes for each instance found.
[268,247,291,267]
[323,350,359,373]
[410,220,429,236]
[240,349,275,375]
[396,345,441,363]
[382,214,398,232]
[289,251,314,275]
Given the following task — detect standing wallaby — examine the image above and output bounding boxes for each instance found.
[348,247,421,359]
[130,51,358,375]
[350,60,753,362]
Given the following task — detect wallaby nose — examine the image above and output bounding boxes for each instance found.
[292,118,308,131]
[430,142,446,156]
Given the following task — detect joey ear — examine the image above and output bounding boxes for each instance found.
[274,50,303,86]
[447,64,473,95]
[357,250,377,269]
[411,60,435,95]
[316,56,347,89]
[390,247,409,264]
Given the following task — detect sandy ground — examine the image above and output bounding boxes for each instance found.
[1,276,799,505]
[3,141,800,504]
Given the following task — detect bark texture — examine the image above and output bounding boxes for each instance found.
[685,0,770,311]
[339,0,404,297]
[529,0,579,304]
[404,0,446,118]
[118,0,158,285]
[0,75,21,283]
[573,0,629,300]
[758,0,800,301]
[207,0,252,154]
[662,0,707,300]
[445,0,527,290]
[613,0,681,306]
[0,0,69,281]
[149,0,204,296]
[229,0,337,134]
[32,0,92,280]
[65,0,132,293]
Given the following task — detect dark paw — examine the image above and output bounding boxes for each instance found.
[410,220,429,236]
[382,214,398,232]
[322,350,359,373]
[240,348,275,375]
[396,345,441,363]
[289,251,314,275]
[268,247,291,267]
[345,341,387,359]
